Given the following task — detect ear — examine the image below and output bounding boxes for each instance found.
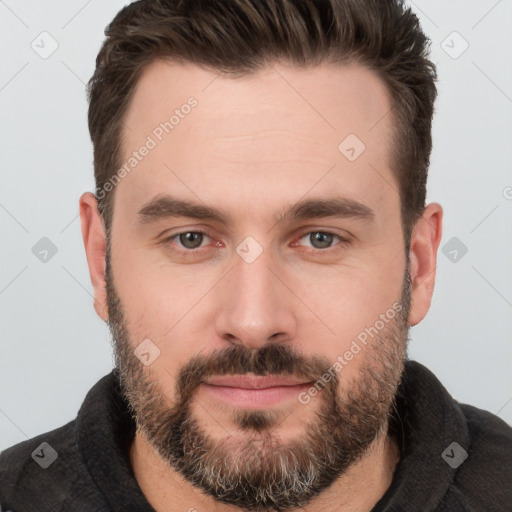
[408,202,443,326]
[79,192,109,322]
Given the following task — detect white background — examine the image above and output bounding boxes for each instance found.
[1,0,511,451]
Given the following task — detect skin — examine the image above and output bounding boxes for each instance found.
[80,60,442,511]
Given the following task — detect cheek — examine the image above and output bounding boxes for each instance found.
[111,254,213,383]
[289,261,405,367]
[111,240,188,332]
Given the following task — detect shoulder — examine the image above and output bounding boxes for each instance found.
[442,402,512,510]
[462,401,512,444]
[0,420,101,512]
[0,419,75,478]
[391,362,512,511]
[460,401,512,473]
[460,401,512,471]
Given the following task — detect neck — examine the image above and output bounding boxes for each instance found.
[130,428,399,512]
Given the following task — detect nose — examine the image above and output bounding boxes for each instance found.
[214,248,297,350]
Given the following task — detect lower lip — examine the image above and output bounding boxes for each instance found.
[200,383,312,408]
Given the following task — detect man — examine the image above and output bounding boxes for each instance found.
[1,0,511,510]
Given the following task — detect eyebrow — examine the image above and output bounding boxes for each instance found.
[137,195,375,225]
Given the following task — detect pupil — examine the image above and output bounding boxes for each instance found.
[180,232,202,248]
[311,232,332,249]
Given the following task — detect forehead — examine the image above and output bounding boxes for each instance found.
[117,59,398,229]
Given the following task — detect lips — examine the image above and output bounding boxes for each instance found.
[203,374,312,389]
[200,376,313,408]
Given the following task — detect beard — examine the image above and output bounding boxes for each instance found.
[105,241,412,511]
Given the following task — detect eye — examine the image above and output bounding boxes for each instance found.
[167,230,213,250]
[295,231,348,251]
[162,229,348,254]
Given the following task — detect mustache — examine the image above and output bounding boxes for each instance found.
[174,343,335,403]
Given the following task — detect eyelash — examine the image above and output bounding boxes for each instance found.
[162,229,349,254]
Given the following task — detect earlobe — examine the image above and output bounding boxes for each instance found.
[407,203,443,326]
[79,192,109,322]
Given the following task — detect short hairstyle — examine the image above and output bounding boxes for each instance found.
[87,0,437,249]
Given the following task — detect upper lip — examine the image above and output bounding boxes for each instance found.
[203,375,312,389]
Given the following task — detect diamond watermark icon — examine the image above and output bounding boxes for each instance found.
[134,338,161,366]
[31,31,59,59]
[441,31,469,59]
[441,442,468,469]
[338,134,366,162]
[32,237,58,263]
[31,441,58,469]
[236,236,263,264]
[442,236,468,263]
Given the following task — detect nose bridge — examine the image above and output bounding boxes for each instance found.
[215,245,296,348]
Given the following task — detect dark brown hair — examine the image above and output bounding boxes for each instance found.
[87,0,437,248]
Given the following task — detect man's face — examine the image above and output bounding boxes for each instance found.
[104,60,411,509]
